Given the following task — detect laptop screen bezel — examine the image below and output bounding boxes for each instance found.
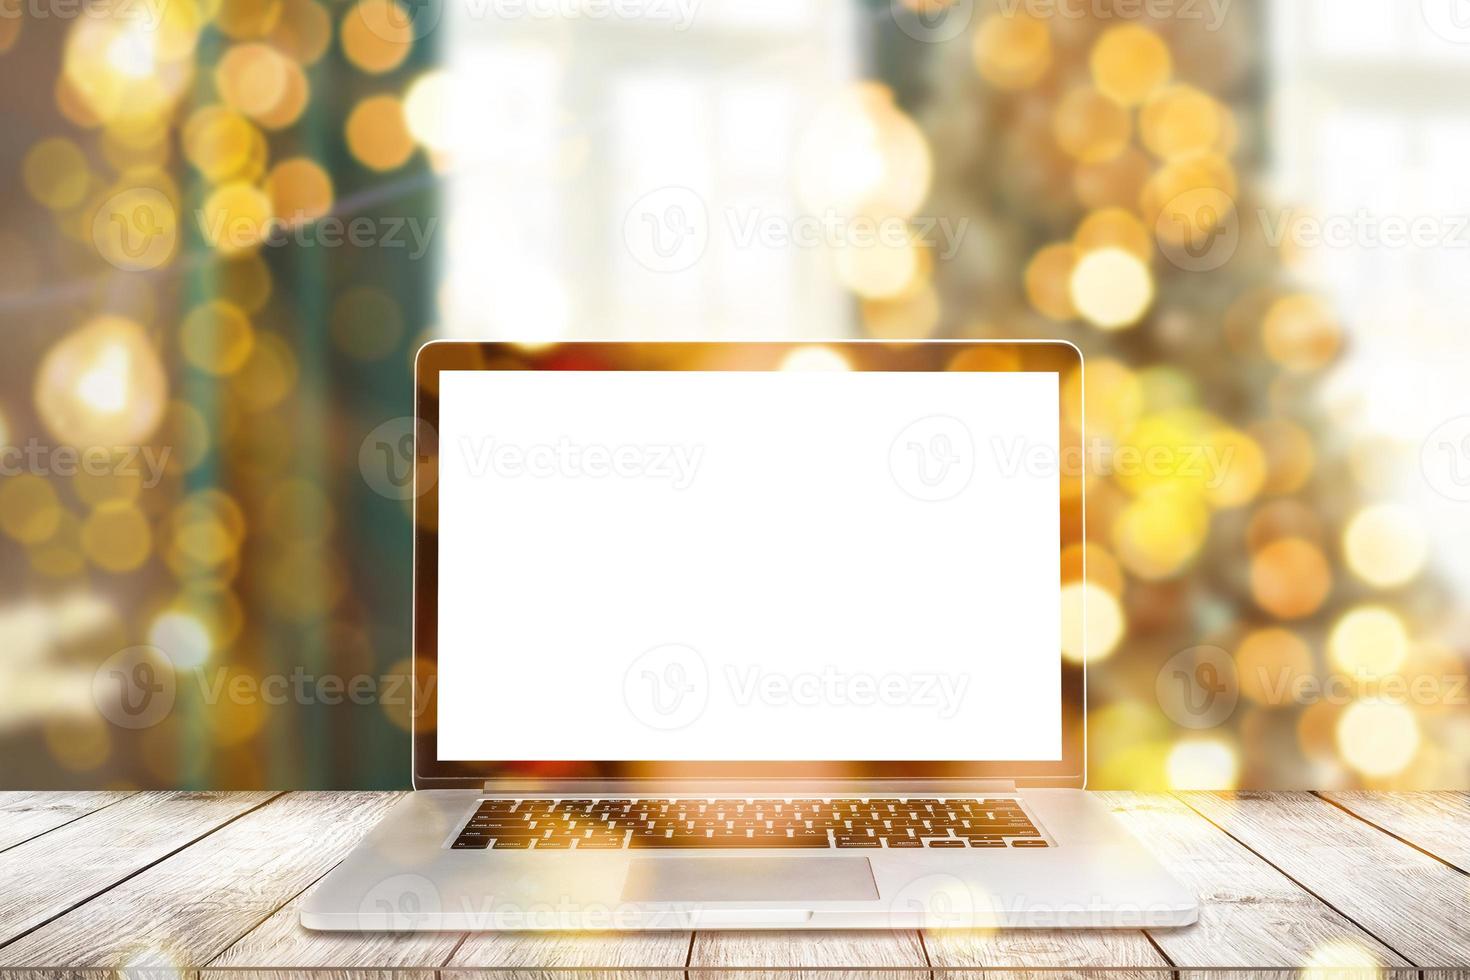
[412,340,1086,789]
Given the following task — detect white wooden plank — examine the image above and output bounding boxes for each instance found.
[691,929,927,980]
[205,793,461,972]
[1322,792,1470,872]
[448,929,691,980]
[0,791,276,951]
[1097,793,1410,971]
[0,792,392,969]
[0,792,133,853]
[1181,791,1470,967]
[925,927,1168,978]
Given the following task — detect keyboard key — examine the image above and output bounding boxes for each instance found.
[451,798,1042,852]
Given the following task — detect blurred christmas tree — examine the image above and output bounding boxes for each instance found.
[869,0,1468,789]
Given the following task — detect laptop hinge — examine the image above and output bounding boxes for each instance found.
[480,778,1021,796]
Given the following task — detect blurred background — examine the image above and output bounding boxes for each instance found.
[1,0,1467,790]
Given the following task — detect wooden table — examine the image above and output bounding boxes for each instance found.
[1,792,1467,975]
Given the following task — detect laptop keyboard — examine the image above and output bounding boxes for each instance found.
[449,798,1048,850]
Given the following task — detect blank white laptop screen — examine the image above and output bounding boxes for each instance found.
[435,369,1062,762]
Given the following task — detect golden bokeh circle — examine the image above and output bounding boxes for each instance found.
[341,0,415,74]
[1249,537,1331,620]
[81,499,153,572]
[23,138,91,210]
[1091,24,1171,107]
[1328,605,1410,678]
[1075,207,1152,262]
[1053,87,1131,164]
[199,182,275,254]
[0,474,63,544]
[1069,247,1154,330]
[1140,85,1224,160]
[1024,243,1077,321]
[973,13,1051,90]
[346,94,415,171]
[180,301,257,376]
[1235,628,1314,706]
[1343,503,1429,589]
[1262,295,1341,373]
[265,157,334,225]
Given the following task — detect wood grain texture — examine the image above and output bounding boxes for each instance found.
[0,792,394,969]
[206,791,461,973]
[1322,792,1470,872]
[6,791,1470,973]
[1181,791,1470,967]
[0,792,133,853]
[1095,793,1410,971]
[925,926,1167,978]
[448,929,691,980]
[0,791,275,951]
[691,929,926,980]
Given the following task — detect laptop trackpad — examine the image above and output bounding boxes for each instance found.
[621,857,878,902]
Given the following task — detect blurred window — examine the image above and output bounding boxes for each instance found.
[440,0,857,340]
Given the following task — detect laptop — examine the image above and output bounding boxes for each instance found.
[303,339,1197,930]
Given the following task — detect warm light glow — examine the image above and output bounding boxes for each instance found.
[1166,739,1239,790]
[404,71,449,151]
[76,344,131,414]
[794,84,932,219]
[1343,503,1429,589]
[35,317,168,447]
[1329,606,1410,678]
[1069,247,1154,330]
[779,347,851,372]
[1060,581,1124,664]
[148,611,212,670]
[1336,701,1419,779]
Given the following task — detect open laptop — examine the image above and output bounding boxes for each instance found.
[302,339,1197,930]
